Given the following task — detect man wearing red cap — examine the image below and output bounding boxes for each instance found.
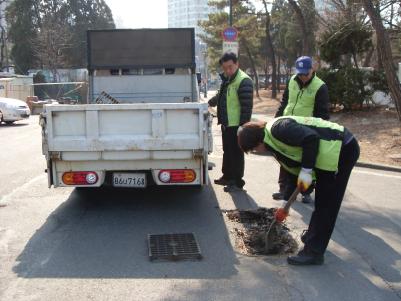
[273,56,330,204]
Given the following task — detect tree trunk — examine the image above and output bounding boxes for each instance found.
[352,52,359,69]
[0,26,4,68]
[243,40,260,98]
[277,55,281,93]
[362,0,401,120]
[363,46,374,67]
[264,58,268,90]
[287,0,311,56]
[262,0,277,99]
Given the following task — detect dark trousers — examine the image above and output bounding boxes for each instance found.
[304,138,360,254]
[221,125,245,187]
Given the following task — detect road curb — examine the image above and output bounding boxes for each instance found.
[356,161,401,173]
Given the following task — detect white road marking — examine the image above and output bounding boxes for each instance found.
[353,169,401,179]
[0,174,47,205]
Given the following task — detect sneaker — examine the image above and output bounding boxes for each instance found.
[287,248,324,266]
[272,192,284,200]
[214,177,233,186]
[302,194,313,204]
[223,185,243,192]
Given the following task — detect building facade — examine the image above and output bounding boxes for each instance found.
[168,0,216,36]
[168,0,218,91]
[0,0,11,29]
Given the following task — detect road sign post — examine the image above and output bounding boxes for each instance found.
[223,41,239,56]
[222,27,239,55]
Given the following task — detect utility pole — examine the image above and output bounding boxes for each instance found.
[229,0,233,26]
[204,49,208,98]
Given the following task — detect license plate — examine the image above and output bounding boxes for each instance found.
[112,173,146,188]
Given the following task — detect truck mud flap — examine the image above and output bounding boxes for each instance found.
[46,159,54,188]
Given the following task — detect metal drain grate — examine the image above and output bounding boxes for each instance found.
[148,233,202,261]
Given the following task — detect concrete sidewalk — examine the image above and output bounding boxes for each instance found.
[203,90,401,173]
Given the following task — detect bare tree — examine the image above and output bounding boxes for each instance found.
[361,0,401,120]
[32,19,71,82]
[243,38,260,97]
[287,0,312,55]
[0,0,9,70]
[261,0,278,98]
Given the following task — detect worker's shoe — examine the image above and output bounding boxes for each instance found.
[302,194,313,204]
[272,191,284,200]
[214,177,233,186]
[300,229,311,243]
[287,248,324,266]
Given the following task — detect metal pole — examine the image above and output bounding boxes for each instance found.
[204,49,208,98]
[229,0,233,26]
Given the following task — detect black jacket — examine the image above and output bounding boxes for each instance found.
[275,73,330,120]
[208,69,253,126]
[265,117,352,170]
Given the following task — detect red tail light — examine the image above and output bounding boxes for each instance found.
[62,172,98,185]
[158,169,196,183]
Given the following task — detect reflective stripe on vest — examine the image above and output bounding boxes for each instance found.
[226,69,251,126]
[283,74,325,117]
[264,116,344,175]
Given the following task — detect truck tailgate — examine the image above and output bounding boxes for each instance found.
[44,103,208,154]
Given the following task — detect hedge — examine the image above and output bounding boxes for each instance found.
[317,67,389,111]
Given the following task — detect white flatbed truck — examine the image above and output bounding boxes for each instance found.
[41,28,212,188]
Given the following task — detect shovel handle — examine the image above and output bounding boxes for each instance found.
[282,187,301,212]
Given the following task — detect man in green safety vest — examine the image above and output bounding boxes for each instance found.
[274,56,330,204]
[208,52,253,192]
[237,117,360,265]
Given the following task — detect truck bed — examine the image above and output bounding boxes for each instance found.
[41,102,211,188]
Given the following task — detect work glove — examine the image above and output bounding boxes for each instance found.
[297,168,313,192]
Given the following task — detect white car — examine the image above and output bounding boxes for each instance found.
[0,97,31,125]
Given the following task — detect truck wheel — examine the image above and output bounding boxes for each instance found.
[0,111,3,124]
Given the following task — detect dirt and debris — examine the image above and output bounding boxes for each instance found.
[252,90,401,166]
[224,208,298,255]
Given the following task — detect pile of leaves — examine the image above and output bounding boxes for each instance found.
[224,208,298,255]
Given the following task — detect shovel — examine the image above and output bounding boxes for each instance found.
[264,187,301,253]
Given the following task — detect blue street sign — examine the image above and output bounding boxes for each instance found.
[222,27,238,42]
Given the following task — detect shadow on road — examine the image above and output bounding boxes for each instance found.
[288,191,401,294]
[13,185,239,279]
[225,189,259,210]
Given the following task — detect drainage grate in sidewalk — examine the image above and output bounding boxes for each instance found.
[148,233,202,261]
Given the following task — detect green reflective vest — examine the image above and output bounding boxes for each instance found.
[283,74,325,117]
[264,116,344,175]
[226,69,251,126]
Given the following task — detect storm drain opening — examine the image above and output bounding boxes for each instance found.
[224,208,298,255]
[148,233,202,261]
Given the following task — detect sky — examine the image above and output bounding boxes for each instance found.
[105,0,168,29]
[105,0,263,29]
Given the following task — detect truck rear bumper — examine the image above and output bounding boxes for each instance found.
[52,159,205,187]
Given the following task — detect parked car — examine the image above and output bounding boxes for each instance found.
[0,97,31,124]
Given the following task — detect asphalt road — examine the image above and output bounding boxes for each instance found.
[0,115,400,301]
